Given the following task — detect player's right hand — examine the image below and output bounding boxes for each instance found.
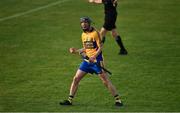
[69,47,76,54]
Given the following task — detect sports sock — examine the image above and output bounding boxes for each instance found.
[115,35,126,50]
[68,95,74,103]
[114,94,122,103]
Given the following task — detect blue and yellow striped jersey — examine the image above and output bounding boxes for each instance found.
[81,28,102,60]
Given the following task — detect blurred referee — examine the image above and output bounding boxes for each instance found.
[89,0,128,55]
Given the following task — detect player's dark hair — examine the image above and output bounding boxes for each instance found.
[80,17,92,24]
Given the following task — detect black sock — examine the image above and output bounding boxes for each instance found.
[115,35,126,50]
[101,36,106,44]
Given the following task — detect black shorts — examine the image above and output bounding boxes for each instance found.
[103,13,117,31]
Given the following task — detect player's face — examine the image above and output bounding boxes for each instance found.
[81,21,90,32]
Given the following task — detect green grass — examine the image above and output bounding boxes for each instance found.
[0,0,180,112]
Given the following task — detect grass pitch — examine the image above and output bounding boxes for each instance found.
[0,0,180,112]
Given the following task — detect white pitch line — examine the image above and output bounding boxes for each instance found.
[0,0,70,22]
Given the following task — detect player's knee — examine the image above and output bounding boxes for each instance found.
[112,31,118,38]
[112,33,117,38]
[100,28,107,36]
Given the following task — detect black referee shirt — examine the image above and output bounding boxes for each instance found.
[103,0,117,14]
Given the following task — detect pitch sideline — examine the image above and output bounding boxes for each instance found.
[0,0,70,22]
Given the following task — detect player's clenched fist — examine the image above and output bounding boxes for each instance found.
[69,47,77,54]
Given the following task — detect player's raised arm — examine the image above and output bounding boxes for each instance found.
[88,0,102,4]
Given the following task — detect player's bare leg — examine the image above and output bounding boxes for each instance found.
[69,69,86,96]
[111,29,128,55]
[100,27,108,43]
[99,72,123,106]
[60,69,86,105]
[99,72,118,96]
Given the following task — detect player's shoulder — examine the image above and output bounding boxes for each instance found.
[81,32,87,39]
[92,27,100,34]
